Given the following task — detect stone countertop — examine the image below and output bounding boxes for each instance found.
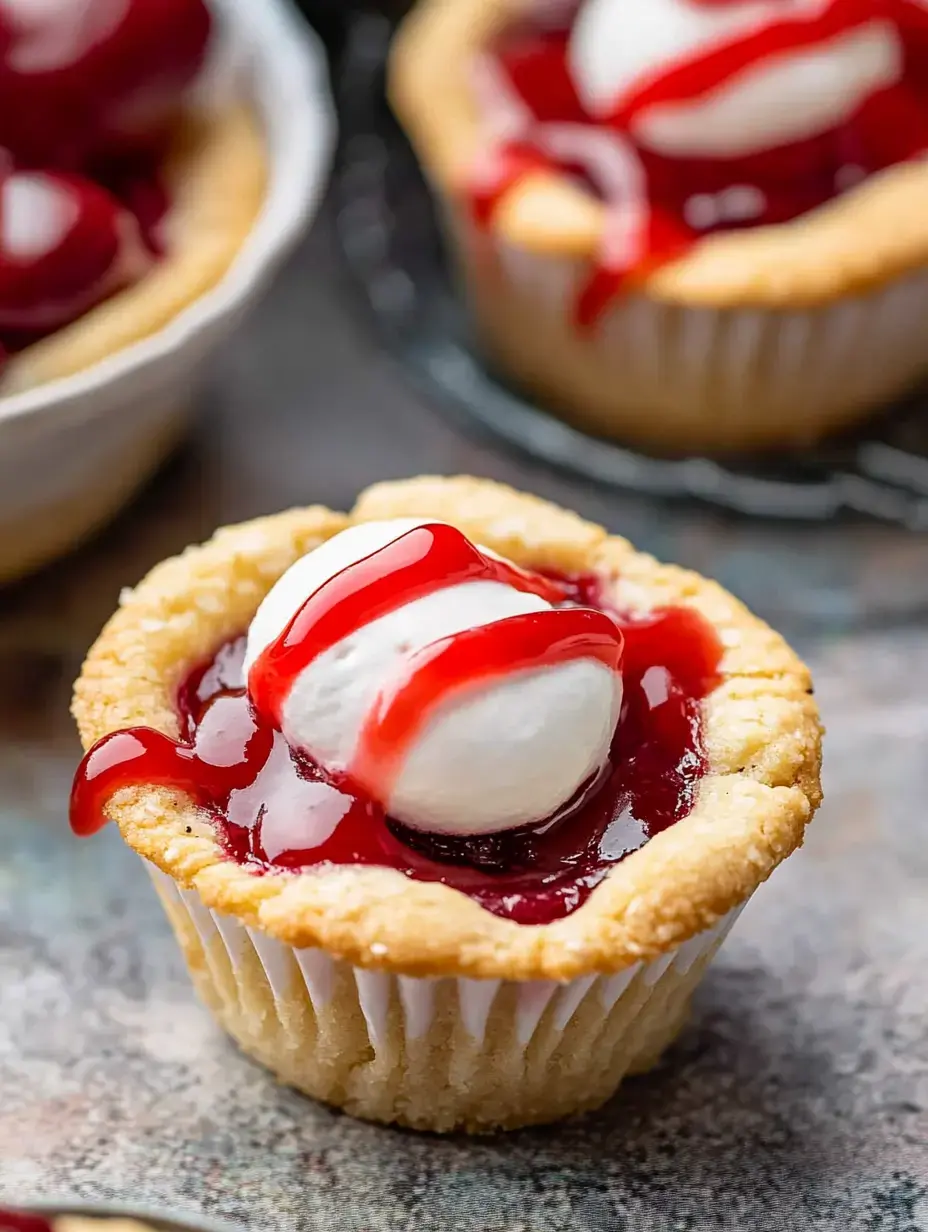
[1,211,927,1232]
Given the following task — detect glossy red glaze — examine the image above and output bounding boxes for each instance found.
[469,0,928,323]
[70,564,723,924]
[69,683,274,839]
[248,522,567,724]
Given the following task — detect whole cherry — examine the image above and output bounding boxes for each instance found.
[0,0,212,170]
[0,167,149,338]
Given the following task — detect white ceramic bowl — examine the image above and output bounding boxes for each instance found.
[0,0,336,585]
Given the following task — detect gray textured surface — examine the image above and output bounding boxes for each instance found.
[1,212,927,1231]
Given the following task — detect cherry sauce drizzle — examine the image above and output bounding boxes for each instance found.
[249,522,623,802]
[71,558,721,924]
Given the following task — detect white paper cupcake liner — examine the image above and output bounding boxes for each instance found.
[148,863,743,1132]
[457,222,928,452]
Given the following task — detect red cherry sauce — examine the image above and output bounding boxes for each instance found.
[470,0,928,324]
[0,0,213,365]
[70,536,722,925]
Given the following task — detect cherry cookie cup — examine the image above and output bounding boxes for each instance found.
[390,0,928,453]
[71,477,822,1132]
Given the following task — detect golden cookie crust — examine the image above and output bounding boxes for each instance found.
[389,0,928,308]
[2,101,267,395]
[72,477,822,981]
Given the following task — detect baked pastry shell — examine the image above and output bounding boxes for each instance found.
[72,476,822,983]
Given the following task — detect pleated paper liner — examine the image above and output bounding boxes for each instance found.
[150,864,743,1132]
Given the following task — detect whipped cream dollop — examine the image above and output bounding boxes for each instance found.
[244,520,624,838]
[568,0,903,156]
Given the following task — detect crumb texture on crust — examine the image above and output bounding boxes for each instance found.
[3,102,268,395]
[72,476,823,981]
[389,0,928,306]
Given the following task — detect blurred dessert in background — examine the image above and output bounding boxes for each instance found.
[391,0,928,453]
[0,0,267,395]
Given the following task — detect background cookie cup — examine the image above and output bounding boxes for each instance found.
[389,0,928,455]
[72,477,822,1132]
[0,0,334,585]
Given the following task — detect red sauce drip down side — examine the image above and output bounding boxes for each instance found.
[70,568,722,925]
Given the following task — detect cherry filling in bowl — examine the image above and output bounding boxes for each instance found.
[71,573,722,926]
[469,2,928,324]
[0,0,212,369]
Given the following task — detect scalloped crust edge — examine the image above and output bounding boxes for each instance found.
[72,476,823,981]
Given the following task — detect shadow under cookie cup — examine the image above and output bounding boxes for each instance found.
[70,477,822,1132]
[387,0,928,454]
